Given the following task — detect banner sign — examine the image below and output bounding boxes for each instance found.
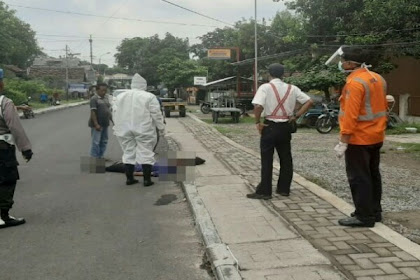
[194,76,207,85]
[207,49,231,60]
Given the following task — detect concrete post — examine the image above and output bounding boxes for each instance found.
[399,93,410,121]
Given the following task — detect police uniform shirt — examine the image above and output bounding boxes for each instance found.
[252,78,310,122]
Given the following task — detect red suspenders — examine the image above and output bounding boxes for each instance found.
[266,83,292,119]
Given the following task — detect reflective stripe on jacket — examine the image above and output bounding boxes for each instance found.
[339,68,388,145]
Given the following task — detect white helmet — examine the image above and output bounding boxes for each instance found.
[386,95,395,103]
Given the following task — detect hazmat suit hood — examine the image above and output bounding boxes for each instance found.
[131,73,147,91]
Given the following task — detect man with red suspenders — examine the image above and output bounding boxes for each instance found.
[247,63,313,200]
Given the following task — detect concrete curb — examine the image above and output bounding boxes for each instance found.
[175,123,242,279]
[181,183,242,280]
[19,101,89,119]
[186,113,420,261]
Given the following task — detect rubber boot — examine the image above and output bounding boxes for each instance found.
[125,164,139,185]
[142,164,154,187]
[0,209,25,229]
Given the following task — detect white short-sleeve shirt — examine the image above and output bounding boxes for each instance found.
[252,78,311,122]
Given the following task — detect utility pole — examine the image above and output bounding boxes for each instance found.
[65,45,69,101]
[254,0,258,94]
[89,35,93,67]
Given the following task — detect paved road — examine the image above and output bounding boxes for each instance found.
[0,105,211,280]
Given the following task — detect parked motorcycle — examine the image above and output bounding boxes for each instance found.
[200,101,212,114]
[21,97,35,119]
[296,107,323,128]
[315,103,339,134]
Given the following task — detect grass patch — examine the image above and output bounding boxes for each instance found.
[386,122,420,135]
[240,116,258,124]
[301,173,330,189]
[399,143,420,153]
[200,119,213,124]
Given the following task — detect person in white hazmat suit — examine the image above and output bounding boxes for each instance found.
[113,74,165,186]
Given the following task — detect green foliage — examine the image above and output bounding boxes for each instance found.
[4,78,47,97]
[115,33,189,86]
[157,58,207,92]
[284,56,346,98]
[3,78,64,103]
[0,3,41,67]
[2,88,27,105]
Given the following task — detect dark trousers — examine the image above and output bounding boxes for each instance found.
[0,182,16,210]
[0,142,19,211]
[257,121,293,196]
[345,143,383,222]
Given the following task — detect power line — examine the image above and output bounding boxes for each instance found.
[316,40,420,48]
[305,27,420,38]
[7,3,220,28]
[161,0,233,27]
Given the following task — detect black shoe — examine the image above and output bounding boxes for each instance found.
[125,164,138,185]
[0,216,26,229]
[275,190,290,196]
[246,193,272,200]
[126,179,139,185]
[142,164,155,187]
[351,211,382,222]
[338,217,374,228]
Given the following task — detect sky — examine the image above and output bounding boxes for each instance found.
[5,0,286,67]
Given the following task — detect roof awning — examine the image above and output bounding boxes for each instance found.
[202,76,254,87]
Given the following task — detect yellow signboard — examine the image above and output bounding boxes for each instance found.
[207,49,231,60]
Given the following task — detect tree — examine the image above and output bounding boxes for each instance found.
[0,2,41,67]
[274,0,420,53]
[157,58,207,92]
[115,33,190,86]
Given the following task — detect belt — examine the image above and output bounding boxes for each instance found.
[264,119,289,124]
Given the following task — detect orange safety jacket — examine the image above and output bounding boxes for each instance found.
[339,68,388,145]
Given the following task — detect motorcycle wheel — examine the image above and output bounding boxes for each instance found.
[200,104,210,114]
[305,116,319,128]
[316,117,333,134]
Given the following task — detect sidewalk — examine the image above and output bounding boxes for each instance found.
[167,115,420,280]
[18,100,89,119]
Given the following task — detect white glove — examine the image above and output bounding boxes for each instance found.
[334,141,348,158]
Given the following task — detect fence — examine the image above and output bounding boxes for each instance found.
[408,96,420,116]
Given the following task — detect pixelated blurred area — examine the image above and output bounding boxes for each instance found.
[80,157,106,173]
[158,151,196,183]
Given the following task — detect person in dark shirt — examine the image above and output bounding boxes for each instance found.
[89,83,111,158]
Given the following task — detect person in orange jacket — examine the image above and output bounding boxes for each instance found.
[327,46,388,227]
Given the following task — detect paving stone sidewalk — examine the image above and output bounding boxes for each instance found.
[178,116,420,280]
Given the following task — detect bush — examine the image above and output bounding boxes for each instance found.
[4,78,48,98]
[2,88,27,105]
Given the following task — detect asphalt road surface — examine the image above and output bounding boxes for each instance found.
[0,105,211,280]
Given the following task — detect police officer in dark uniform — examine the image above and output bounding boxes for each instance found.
[0,68,33,229]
